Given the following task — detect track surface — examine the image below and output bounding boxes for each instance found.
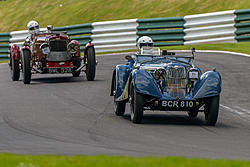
[0,52,250,160]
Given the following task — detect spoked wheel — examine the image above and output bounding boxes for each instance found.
[204,95,220,126]
[22,50,31,84]
[130,83,144,124]
[10,58,20,81]
[86,47,96,81]
[72,60,81,77]
[112,76,126,116]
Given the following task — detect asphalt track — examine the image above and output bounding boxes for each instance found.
[0,51,250,160]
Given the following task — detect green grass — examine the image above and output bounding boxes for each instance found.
[1,0,250,55]
[1,0,250,32]
[0,60,8,64]
[0,154,249,167]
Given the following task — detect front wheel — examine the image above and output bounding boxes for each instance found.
[11,59,20,81]
[113,77,126,116]
[130,83,144,124]
[86,47,96,81]
[22,50,31,84]
[204,95,220,126]
[72,60,81,77]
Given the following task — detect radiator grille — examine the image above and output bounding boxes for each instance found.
[49,40,67,52]
[167,65,187,98]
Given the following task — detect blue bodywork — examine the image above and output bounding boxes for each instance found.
[112,53,221,107]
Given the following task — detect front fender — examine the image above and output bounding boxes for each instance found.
[132,69,162,98]
[11,44,21,61]
[115,65,132,101]
[193,71,222,99]
[84,42,94,55]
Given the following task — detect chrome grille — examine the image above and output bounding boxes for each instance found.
[167,65,187,98]
[48,40,71,61]
[49,40,67,52]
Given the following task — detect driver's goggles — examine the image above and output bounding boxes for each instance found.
[140,43,153,48]
[29,26,39,31]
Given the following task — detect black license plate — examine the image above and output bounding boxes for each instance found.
[161,100,195,108]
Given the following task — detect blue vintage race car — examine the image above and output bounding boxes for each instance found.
[110,48,221,125]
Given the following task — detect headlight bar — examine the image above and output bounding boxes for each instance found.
[67,41,79,54]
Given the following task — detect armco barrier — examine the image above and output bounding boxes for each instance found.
[2,8,250,57]
[137,17,185,46]
[235,9,250,42]
[0,32,11,60]
[91,19,138,52]
[184,10,237,45]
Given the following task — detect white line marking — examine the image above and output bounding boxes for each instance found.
[235,106,250,115]
[220,104,246,116]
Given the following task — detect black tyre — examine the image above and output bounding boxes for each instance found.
[11,59,20,81]
[86,47,96,81]
[22,50,31,84]
[114,100,126,116]
[112,75,126,116]
[130,83,144,124]
[204,95,220,126]
[188,110,198,118]
[72,60,81,77]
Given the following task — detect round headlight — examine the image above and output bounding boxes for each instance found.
[67,41,79,54]
[188,68,200,81]
[40,43,50,54]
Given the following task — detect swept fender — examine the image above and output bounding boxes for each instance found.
[22,46,31,53]
[84,41,94,55]
[132,69,162,98]
[193,71,222,99]
[10,44,21,61]
[115,64,132,101]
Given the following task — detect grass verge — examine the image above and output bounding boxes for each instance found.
[0,60,8,64]
[0,154,250,167]
[1,0,250,32]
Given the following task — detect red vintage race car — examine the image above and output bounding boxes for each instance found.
[9,26,96,84]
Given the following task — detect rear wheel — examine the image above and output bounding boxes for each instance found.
[11,59,20,81]
[204,95,220,126]
[22,50,31,84]
[130,83,144,124]
[86,47,96,81]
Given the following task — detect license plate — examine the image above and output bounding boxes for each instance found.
[48,67,72,73]
[161,100,194,108]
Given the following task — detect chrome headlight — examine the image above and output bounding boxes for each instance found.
[67,41,79,54]
[40,43,50,54]
[188,68,200,81]
[154,69,166,80]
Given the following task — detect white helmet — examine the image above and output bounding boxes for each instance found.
[137,36,153,54]
[27,20,40,34]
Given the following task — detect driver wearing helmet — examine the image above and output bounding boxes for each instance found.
[137,36,154,55]
[27,20,40,34]
[24,20,40,46]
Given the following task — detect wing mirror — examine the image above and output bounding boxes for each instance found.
[191,47,195,58]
